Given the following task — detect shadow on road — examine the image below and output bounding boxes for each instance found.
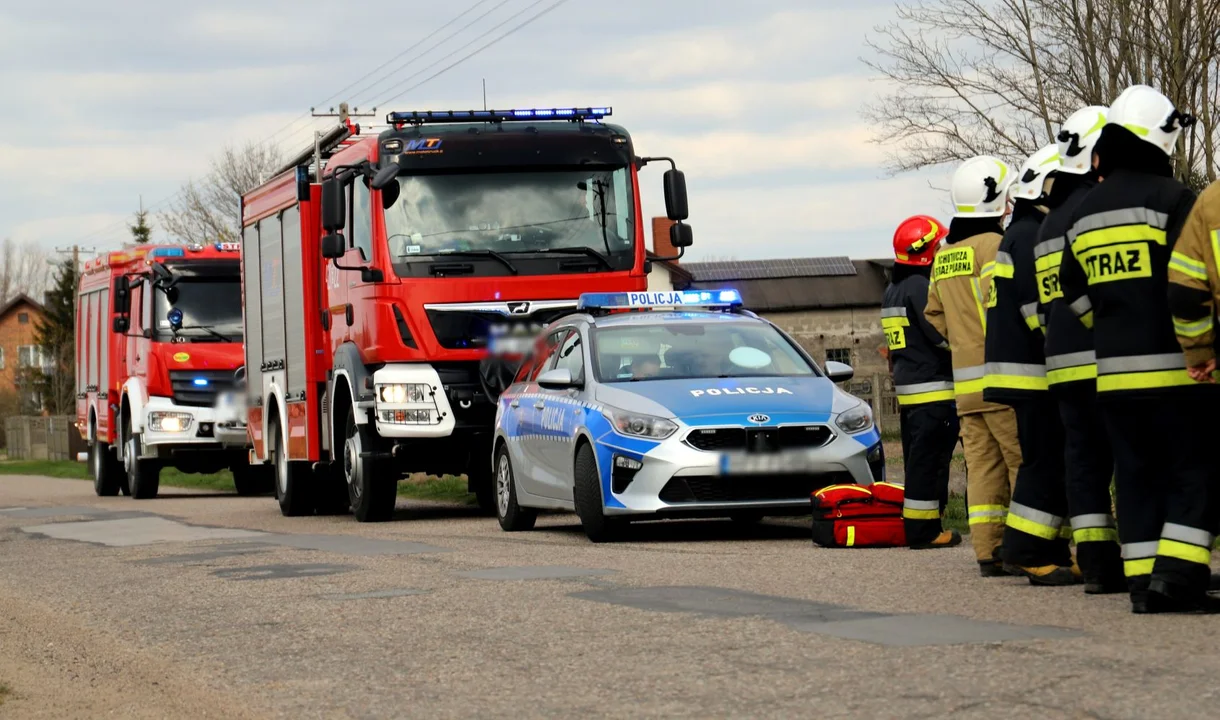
[545,518,811,544]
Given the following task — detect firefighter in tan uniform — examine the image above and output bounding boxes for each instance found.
[925,156,1024,576]
[1168,179,1220,382]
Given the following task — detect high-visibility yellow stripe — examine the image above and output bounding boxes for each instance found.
[955,378,986,395]
[971,277,988,333]
[1169,251,1209,281]
[1074,527,1119,544]
[846,526,856,547]
[981,261,998,279]
[1174,315,1214,338]
[1059,525,1073,540]
[1024,313,1041,331]
[896,390,956,406]
[1124,558,1154,577]
[880,316,911,329]
[985,374,1050,391]
[968,504,1007,525]
[903,508,941,520]
[993,261,1014,279]
[1047,364,1097,385]
[1157,539,1212,566]
[1097,369,1195,392]
[1079,310,1094,329]
[1073,224,1166,252]
[1005,512,1061,540]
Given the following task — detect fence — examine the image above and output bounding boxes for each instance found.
[4,416,86,461]
[844,374,900,436]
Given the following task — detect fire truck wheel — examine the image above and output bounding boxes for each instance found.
[232,465,274,496]
[125,434,161,500]
[345,415,396,523]
[495,444,536,532]
[91,442,122,497]
[573,443,625,544]
[273,423,314,517]
[313,463,352,516]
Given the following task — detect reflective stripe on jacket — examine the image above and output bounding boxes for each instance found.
[1166,180,1220,370]
[882,273,955,407]
[983,210,1049,402]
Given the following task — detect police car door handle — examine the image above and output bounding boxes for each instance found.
[533,400,546,410]
[510,400,519,408]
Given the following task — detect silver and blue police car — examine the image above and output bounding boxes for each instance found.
[491,289,884,542]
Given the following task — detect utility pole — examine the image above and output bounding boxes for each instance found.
[483,79,488,110]
[311,102,378,133]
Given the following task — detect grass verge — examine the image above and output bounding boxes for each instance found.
[0,682,10,705]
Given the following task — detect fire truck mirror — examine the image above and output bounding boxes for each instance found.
[321,233,346,259]
[113,275,130,314]
[112,316,129,334]
[321,178,346,232]
[670,222,694,249]
[663,169,689,221]
[371,163,399,191]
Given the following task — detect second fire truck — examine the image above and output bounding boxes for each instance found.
[239,106,694,521]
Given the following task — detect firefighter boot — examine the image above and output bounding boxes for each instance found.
[1135,579,1220,614]
[1210,573,1220,593]
[910,530,963,550]
[979,547,1013,577]
[1005,564,1078,586]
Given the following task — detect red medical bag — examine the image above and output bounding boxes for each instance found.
[810,482,907,548]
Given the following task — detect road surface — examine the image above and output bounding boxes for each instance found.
[0,474,1216,719]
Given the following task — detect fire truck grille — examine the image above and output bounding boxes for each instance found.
[169,370,237,407]
[425,308,577,350]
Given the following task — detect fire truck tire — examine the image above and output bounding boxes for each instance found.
[345,415,396,523]
[232,464,274,496]
[125,435,161,500]
[273,422,314,517]
[91,442,122,497]
[313,464,352,516]
[573,443,625,544]
[494,444,536,531]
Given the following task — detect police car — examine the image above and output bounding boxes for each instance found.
[491,290,885,542]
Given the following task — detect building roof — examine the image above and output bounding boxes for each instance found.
[0,293,45,319]
[685,258,890,312]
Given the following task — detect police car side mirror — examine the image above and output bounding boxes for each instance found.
[825,361,854,383]
[537,368,579,390]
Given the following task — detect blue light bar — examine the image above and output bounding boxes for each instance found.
[386,107,612,125]
[193,378,209,387]
[578,289,743,311]
[149,247,185,258]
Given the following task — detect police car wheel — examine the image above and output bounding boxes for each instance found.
[495,445,536,532]
[573,443,625,543]
[91,442,120,497]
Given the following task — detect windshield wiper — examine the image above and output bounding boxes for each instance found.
[432,250,519,275]
[175,325,235,343]
[528,247,614,271]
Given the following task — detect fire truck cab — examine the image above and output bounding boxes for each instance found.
[77,243,261,499]
[240,106,693,522]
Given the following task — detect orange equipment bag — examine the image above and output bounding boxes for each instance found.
[810,482,907,548]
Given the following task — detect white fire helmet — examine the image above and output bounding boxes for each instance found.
[1106,85,1194,157]
[1056,105,1108,175]
[1010,144,1061,201]
[951,156,1014,218]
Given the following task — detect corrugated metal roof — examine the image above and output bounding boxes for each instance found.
[682,256,858,282]
[687,260,889,311]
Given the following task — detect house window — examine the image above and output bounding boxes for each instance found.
[18,345,46,369]
[18,312,28,324]
[826,348,852,366]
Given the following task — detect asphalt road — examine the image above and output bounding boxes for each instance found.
[1,475,1217,719]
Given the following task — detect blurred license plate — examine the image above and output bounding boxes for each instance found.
[489,336,533,356]
[719,451,816,476]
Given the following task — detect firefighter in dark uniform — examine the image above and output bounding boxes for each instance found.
[1034,105,1126,594]
[1060,84,1217,613]
[882,215,962,549]
[982,144,1076,584]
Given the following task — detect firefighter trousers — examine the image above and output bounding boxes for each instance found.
[1057,385,1123,584]
[900,401,961,545]
[1001,398,1072,568]
[1101,390,1219,600]
[960,408,1022,562]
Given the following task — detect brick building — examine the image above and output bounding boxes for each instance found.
[0,294,48,411]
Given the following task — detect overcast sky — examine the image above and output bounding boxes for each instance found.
[1,0,955,262]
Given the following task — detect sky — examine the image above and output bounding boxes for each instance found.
[0,0,957,262]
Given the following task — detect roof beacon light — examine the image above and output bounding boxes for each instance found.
[149,247,186,258]
[386,107,611,125]
[577,289,743,311]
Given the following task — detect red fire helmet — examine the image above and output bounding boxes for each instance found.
[892,215,948,266]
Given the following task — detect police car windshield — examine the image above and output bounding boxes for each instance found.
[592,320,815,382]
[383,167,635,261]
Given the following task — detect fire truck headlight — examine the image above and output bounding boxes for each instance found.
[149,412,194,433]
[377,383,430,404]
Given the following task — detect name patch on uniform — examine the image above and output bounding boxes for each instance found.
[1080,243,1151,285]
[1035,251,1064,303]
[933,247,975,281]
[880,317,909,351]
[690,387,794,398]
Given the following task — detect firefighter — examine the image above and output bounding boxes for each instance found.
[1034,105,1126,594]
[882,215,962,549]
[925,156,1024,576]
[981,144,1077,584]
[1059,84,1216,613]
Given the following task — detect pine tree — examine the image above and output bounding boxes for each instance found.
[29,259,78,415]
[129,208,153,246]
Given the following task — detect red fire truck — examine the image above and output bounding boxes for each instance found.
[77,243,262,499]
[239,106,693,521]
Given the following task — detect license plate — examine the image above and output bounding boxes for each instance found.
[488,336,533,357]
[719,451,816,476]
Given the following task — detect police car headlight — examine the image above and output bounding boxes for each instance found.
[835,405,873,434]
[606,408,677,439]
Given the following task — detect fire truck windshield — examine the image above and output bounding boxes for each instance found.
[154,278,243,341]
[382,166,635,273]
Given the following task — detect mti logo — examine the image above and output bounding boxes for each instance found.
[405,138,444,153]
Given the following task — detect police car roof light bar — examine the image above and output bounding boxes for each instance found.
[386,107,612,125]
[577,289,744,314]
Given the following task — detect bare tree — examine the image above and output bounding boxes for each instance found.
[0,238,56,304]
[159,142,283,244]
[865,0,1220,186]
